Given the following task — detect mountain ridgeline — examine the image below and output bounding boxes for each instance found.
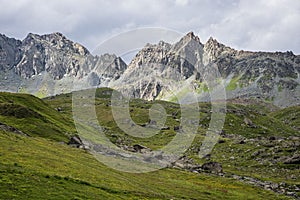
[0,32,299,107]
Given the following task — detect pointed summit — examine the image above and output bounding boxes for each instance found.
[171,32,203,53]
[205,36,223,48]
[207,36,216,43]
[185,31,200,43]
[204,36,234,53]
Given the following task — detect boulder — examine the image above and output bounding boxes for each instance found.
[283,155,300,164]
[202,162,223,173]
[0,122,27,136]
[68,135,83,148]
[244,117,257,128]
[133,144,151,153]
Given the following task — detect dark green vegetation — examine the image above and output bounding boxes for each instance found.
[0,89,299,199]
[0,92,75,142]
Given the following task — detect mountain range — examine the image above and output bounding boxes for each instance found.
[0,32,299,107]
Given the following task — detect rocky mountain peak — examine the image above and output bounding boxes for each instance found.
[204,36,233,52]
[169,32,204,68]
[0,32,127,94]
[128,40,172,69]
[172,31,203,51]
[0,33,22,48]
[158,40,171,48]
[185,31,201,42]
[23,32,89,56]
[206,36,220,47]
[40,32,67,44]
[0,33,12,40]
[203,36,236,65]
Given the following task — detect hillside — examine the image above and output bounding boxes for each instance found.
[0,92,75,142]
[1,128,293,200]
[0,90,298,199]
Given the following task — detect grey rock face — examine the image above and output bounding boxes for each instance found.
[204,38,300,107]
[94,53,127,81]
[88,72,101,86]
[118,32,299,107]
[111,32,203,100]
[15,32,90,79]
[0,34,22,71]
[0,32,127,96]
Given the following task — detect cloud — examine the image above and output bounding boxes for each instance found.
[175,0,189,6]
[199,0,300,53]
[0,0,299,54]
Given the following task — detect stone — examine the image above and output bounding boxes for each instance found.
[133,144,151,153]
[55,107,62,112]
[283,155,300,164]
[243,117,257,128]
[0,122,27,136]
[201,162,223,173]
[218,139,225,144]
[67,135,83,148]
[239,140,246,144]
[269,136,276,141]
[174,126,182,131]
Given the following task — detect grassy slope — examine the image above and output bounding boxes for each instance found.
[270,105,300,131]
[45,89,299,186]
[0,89,298,199]
[0,92,76,142]
[0,130,291,200]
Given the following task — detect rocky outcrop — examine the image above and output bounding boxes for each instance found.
[0,121,27,136]
[67,135,91,150]
[230,174,300,198]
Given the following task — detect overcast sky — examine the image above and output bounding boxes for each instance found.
[0,0,299,55]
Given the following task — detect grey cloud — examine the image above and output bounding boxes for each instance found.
[199,0,300,53]
[0,0,299,54]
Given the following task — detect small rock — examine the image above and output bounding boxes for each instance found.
[203,154,211,160]
[133,144,152,153]
[269,136,276,141]
[68,135,83,148]
[202,162,223,173]
[55,107,62,112]
[239,140,246,144]
[283,155,300,164]
[149,120,157,125]
[174,126,182,131]
[218,139,225,144]
[286,192,296,196]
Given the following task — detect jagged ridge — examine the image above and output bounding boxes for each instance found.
[0,32,299,107]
